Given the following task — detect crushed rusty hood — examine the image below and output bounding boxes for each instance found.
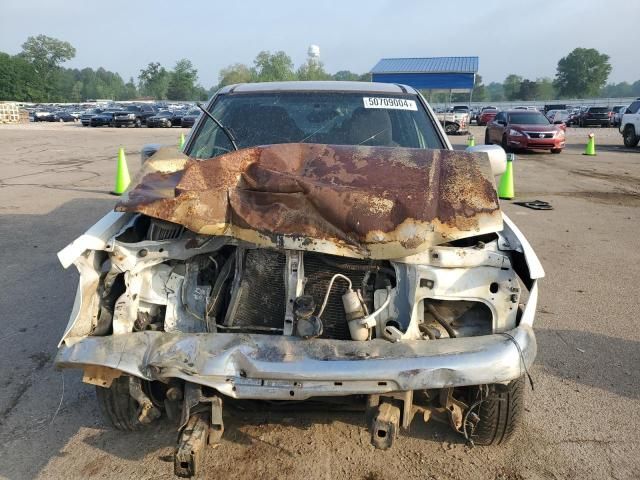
[116,144,502,259]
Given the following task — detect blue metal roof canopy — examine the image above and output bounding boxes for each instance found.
[370,57,478,92]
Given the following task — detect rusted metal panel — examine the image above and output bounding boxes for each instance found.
[117,144,502,259]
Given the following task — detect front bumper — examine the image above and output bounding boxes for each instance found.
[508,136,565,149]
[114,118,136,125]
[55,324,536,400]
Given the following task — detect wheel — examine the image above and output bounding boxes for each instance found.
[623,125,639,147]
[58,118,64,123]
[469,377,525,446]
[444,123,459,134]
[166,121,172,128]
[96,376,145,431]
[501,134,511,153]
[135,118,141,128]
[551,148,562,154]
[484,129,491,145]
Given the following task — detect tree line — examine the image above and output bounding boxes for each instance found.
[0,36,637,103]
[456,48,639,103]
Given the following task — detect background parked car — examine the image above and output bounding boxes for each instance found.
[35,110,76,122]
[485,109,565,153]
[578,106,610,127]
[180,108,201,128]
[611,105,628,127]
[80,108,104,126]
[146,110,183,127]
[620,99,640,147]
[477,106,499,126]
[89,110,120,127]
[112,104,157,127]
[547,110,570,125]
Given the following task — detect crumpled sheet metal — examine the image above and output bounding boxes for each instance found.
[117,143,502,259]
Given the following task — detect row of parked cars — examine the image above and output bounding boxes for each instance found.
[545,105,626,128]
[477,99,640,151]
[30,103,201,128]
[469,103,631,128]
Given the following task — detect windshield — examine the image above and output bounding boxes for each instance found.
[187,109,200,115]
[589,107,608,113]
[188,92,443,159]
[453,106,469,112]
[508,112,550,125]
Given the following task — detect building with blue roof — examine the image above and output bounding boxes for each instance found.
[371,57,479,100]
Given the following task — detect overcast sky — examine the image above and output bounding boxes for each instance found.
[1,0,638,88]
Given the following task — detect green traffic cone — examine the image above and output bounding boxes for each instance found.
[179,133,185,149]
[583,133,596,156]
[111,147,131,196]
[467,135,475,147]
[498,154,515,200]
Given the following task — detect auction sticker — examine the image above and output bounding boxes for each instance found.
[363,97,417,110]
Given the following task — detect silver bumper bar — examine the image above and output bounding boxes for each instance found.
[56,325,536,400]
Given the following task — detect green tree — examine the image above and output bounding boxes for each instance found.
[536,77,556,100]
[554,48,611,98]
[472,74,486,102]
[139,62,170,99]
[503,74,523,101]
[517,79,539,101]
[0,52,46,101]
[218,63,254,86]
[19,35,76,100]
[333,70,360,81]
[253,51,295,82]
[167,59,198,100]
[297,59,331,81]
[486,82,504,102]
[123,77,138,100]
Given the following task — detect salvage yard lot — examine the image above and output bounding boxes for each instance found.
[0,122,638,479]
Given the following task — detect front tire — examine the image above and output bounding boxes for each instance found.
[470,377,525,446]
[484,129,491,145]
[623,125,639,147]
[551,148,562,154]
[501,134,511,153]
[96,376,145,431]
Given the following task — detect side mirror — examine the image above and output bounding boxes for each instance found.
[466,144,507,176]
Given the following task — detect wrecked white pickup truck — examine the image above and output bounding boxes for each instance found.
[55,81,543,477]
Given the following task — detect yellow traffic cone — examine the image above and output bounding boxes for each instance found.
[111,147,131,196]
[498,153,515,200]
[179,133,185,149]
[467,135,475,147]
[583,133,596,156]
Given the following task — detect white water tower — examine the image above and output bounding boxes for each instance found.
[308,44,320,65]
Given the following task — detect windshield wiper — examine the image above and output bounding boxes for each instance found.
[196,102,238,151]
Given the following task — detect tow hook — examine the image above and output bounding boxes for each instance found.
[370,401,401,449]
[366,391,414,450]
[174,383,225,478]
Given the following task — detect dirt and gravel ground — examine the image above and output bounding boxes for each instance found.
[0,122,638,480]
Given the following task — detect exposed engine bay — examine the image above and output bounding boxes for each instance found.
[76,215,519,345]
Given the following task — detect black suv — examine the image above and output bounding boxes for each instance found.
[112,104,157,127]
[578,106,610,128]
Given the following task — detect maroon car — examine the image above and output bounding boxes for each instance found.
[485,110,566,154]
[477,107,498,126]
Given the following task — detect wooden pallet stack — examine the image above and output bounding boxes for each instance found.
[0,103,22,124]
